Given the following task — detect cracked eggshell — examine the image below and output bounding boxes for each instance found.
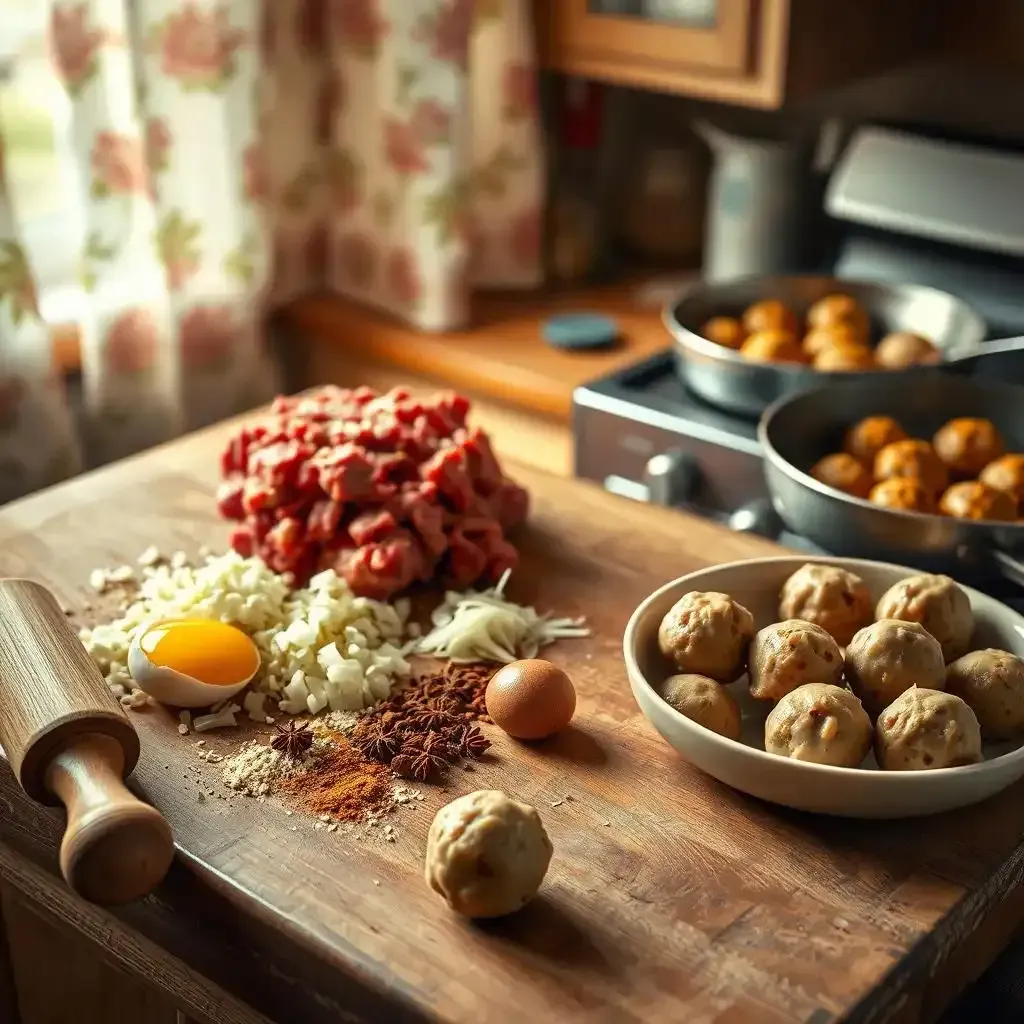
[424,790,553,918]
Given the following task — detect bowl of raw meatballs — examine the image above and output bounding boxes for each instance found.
[623,556,1024,818]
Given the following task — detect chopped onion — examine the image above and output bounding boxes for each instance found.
[415,573,589,663]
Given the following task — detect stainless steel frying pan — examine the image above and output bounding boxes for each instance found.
[758,374,1024,587]
[664,275,1005,418]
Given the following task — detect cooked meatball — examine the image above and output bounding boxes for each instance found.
[742,299,798,336]
[764,683,872,767]
[874,688,982,770]
[806,294,870,342]
[809,453,873,499]
[874,331,940,369]
[875,573,974,663]
[748,619,843,702]
[843,415,907,465]
[939,480,1016,522]
[844,619,946,717]
[932,417,1005,478]
[660,673,742,740]
[701,316,746,350]
[869,478,937,514]
[740,330,805,365]
[778,563,872,647]
[812,343,875,372]
[658,591,755,684]
[945,649,1024,739]
[803,325,862,359]
[979,454,1024,513]
[874,439,948,497]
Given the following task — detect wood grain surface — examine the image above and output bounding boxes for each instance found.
[2,419,1024,1022]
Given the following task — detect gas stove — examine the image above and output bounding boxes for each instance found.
[573,350,815,543]
[572,350,1024,605]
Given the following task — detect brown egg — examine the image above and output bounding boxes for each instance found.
[739,329,805,365]
[809,452,873,499]
[932,417,1005,478]
[806,294,870,342]
[803,324,862,358]
[742,299,798,336]
[812,343,875,372]
[486,660,576,740]
[701,316,746,350]
[843,415,907,464]
[939,481,1017,522]
[875,331,940,369]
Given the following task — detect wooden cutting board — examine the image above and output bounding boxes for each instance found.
[1,420,1024,1024]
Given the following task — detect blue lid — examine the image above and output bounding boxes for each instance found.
[542,313,620,351]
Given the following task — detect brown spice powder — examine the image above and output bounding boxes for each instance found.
[278,735,394,821]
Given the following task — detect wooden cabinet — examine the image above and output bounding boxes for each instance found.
[537,0,940,109]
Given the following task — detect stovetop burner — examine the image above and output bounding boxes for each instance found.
[572,350,1024,607]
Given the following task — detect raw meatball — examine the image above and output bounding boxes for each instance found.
[701,316,746,350]
[874,439,948,497]
[932,417,1005,478]
[764,683,872,767]
[843,415,907,465]
[874,688,982,770]
[875,331,940,369]
[742,299,798,336]
[658,591,755,683]
[979,453,1024,513]
[945,648,1024,739]
[939,481,1016,522]
[809,453,873,499]
[806,294,870,342]
[803,324,862,359]
[740,330,805,365]
[778,562,872,647]
[869,478,937,514]
[660,673,741,740]
[844,619,946,717]
[876,573,974,663]
[748,619,843,702]
[812,343,875,372]
[425,790,553,918]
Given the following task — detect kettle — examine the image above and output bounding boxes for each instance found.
[695,120,802,282]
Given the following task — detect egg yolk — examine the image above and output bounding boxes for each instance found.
[140,619,259,686]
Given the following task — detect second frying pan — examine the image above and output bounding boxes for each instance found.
[758,375,1024,587]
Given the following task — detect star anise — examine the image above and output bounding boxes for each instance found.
[397,741,449,782]
[459,725,491,759]
[410,699,460,731]
[421,730,462,760]
[270,720,313,759]
[353,722,401,763]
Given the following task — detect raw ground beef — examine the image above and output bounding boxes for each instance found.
[216,386,530,598]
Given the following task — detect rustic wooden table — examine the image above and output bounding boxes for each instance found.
[2,418,1024,1024]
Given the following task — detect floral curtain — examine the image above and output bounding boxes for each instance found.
[0,0,545,506]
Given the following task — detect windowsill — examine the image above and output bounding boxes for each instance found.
[49,280,678,422]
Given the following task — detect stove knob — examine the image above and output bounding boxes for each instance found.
[643,451,699,506]
[729,499,783,538]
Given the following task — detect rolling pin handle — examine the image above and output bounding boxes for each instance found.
[44,733,174,905]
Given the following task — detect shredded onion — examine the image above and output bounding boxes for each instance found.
[415,571,590,663]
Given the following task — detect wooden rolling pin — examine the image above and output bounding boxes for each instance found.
[0,578,174,904]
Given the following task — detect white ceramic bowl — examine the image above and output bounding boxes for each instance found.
[623,556,1024,818]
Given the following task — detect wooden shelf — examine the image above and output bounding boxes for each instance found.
[284,283,676,422]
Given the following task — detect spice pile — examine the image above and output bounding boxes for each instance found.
[217,385,531,598]
[351,663,496,782]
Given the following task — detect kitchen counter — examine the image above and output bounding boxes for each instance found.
[2,405,1024,1023]
[284,282,677,423]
